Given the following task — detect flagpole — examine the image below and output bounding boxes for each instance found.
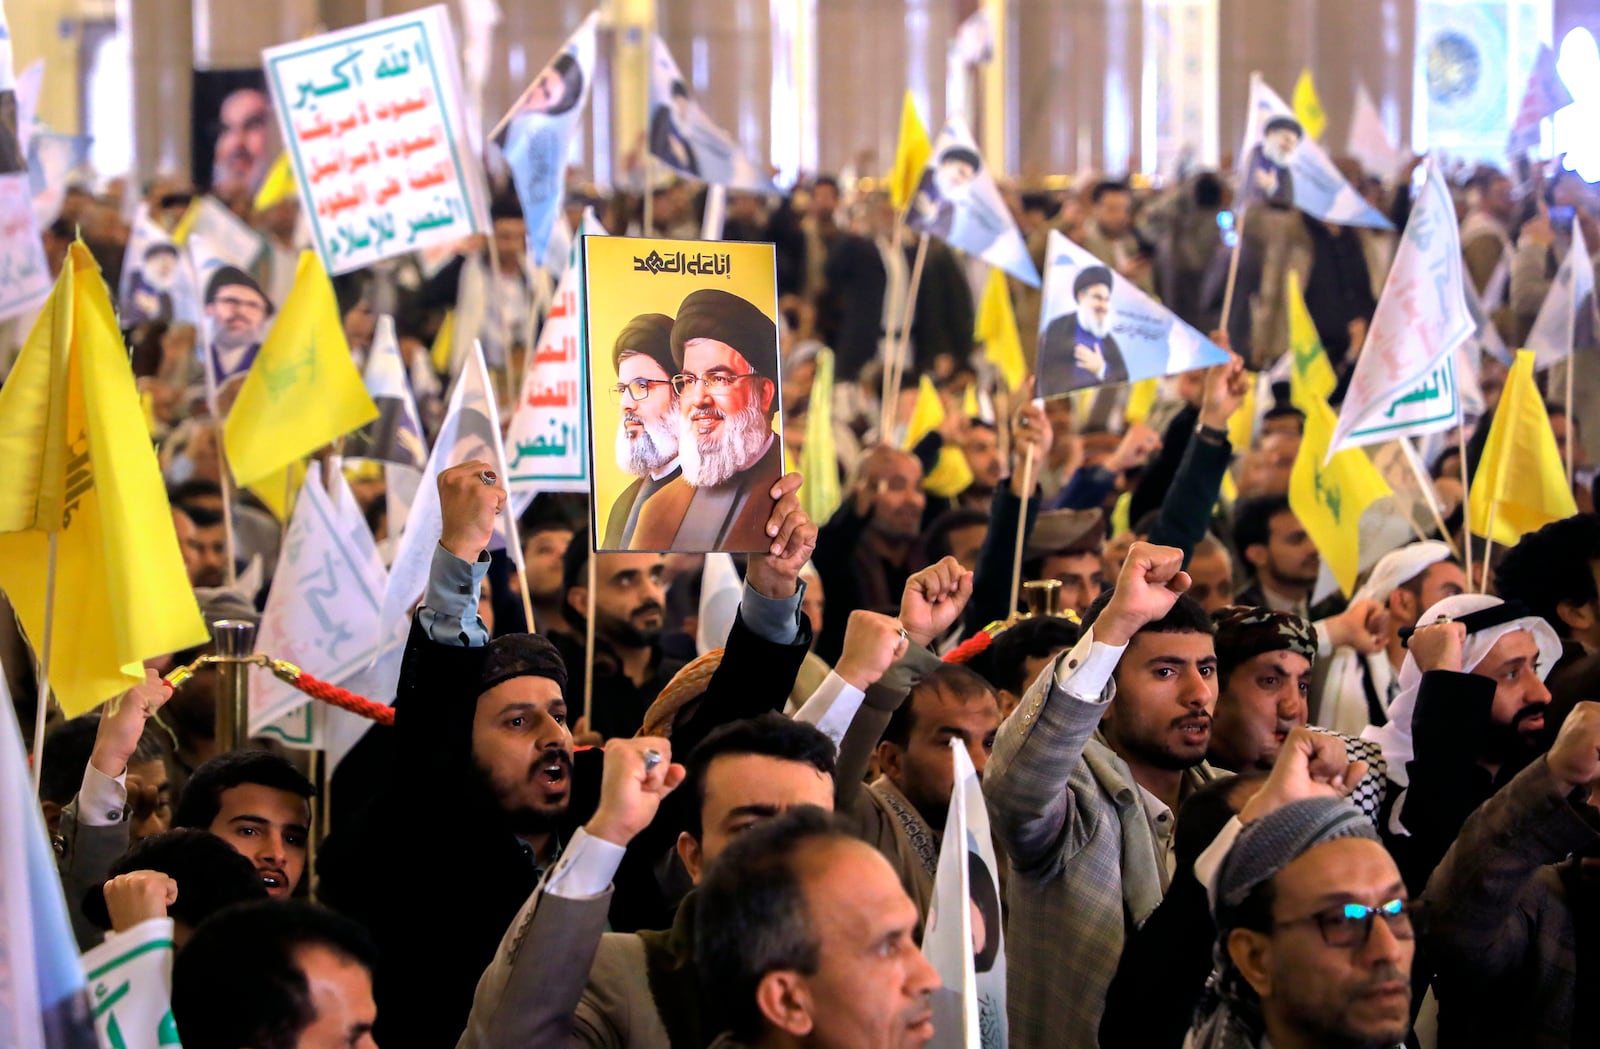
[1397,438,1461,560]
[883,232,930,441]
[217,434,241,588]
[1480,502,1496,594]
[1458,422,1473,586]
[1217,225,1245,336]
[29,532,58,794]
[1565,357,1576,490]
[1009,443,1035,615]
[503,499,539,634]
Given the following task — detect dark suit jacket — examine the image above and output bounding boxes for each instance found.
[629,438,784,553]
[602,466,681,550]
[1037,314,1128,397]
[1246,144,1295,209]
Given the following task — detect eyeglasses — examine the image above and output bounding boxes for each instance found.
[611,378,674,402]
[1275,898,1422,949]
[671,372,761,397]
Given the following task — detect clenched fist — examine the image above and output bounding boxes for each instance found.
[439,460,507,562]
[1094,542,1192,648]
[836,610,911,691]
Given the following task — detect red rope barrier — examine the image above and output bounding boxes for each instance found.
[287,670,394,727]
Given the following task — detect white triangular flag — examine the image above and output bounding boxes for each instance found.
[647,34,774,192]
[696,552,743,656]
[1330,158,1474,454]
[1346,82,1402,181]
[1527,218,1598,370]
[347,315,429,469]
[907,118,1039,287]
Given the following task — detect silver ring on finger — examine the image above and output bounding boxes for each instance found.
[642,749,663,774]
[479,470,497,486]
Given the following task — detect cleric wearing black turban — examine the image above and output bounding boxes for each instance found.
[1038,265,1129,397]
[629,288,784,552]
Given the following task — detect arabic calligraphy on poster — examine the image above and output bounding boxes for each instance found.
[262,5,488,275]
[507,279,586,493]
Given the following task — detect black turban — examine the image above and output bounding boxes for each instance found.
[612,313,676,377]
[670,289,779,382]
[1264,115,1303,138]
[205,266,270,311]
[1072,265,1113,299]
[480,633,568,696]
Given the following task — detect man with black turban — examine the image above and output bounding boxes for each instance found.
[1038,265,1129,396]
[631,288,786,551]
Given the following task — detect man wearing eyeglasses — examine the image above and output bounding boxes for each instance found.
[1190,781,1414,1049]
[604,314,682,548]
[203,266,273,396]
[631,288,785,552]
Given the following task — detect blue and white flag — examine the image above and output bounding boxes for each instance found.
[493,12,598,268]
[347,314,428,469]
[1527,217,1598,371]
[647,35,774,192]
[0,675,96,1049]
[906,119,1039,287]
[1330,157,1473,454]
[924,740,1007,1049]
[1238,74,1393,230]
[249,461,387,747]
[1036,229,1229,398]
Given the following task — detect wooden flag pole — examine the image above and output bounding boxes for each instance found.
[217,436,241,588]
[1458,423,1474,587]
[501,495,539,634]
[1217,215,1247,335]
[883,233,931,442]
[1480,502,1497,594]
[879,222,905,436]
[1009,443,1036,615]
[1398,437,1461,561]
[1565,357,1576,490]
[29,532,58,794]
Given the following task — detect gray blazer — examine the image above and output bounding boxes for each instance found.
[55,797,130,950]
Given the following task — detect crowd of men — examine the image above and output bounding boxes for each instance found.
[8,128,1600,1049]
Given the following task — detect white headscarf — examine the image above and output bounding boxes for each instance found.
[1363,593,1562,796]
[1315,542,1455,736]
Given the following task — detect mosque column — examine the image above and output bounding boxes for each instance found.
[126,0,194,186]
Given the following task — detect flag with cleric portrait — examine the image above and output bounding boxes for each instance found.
[647,34,774,192]
[1036,229,1230,398]
[906,119,1039,287]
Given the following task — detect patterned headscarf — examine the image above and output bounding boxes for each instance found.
[1210,605,1318,683]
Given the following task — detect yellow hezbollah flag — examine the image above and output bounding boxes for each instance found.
[248,459,310,522]
[1124,378,1160,426]
[253,153,298,213]
[224,251,378,487]
[903,374,946,450]
[431,309,456,375]
[975,266,1026,392]
[1227,371,1259,450]
[1469,349,1577,544]
[889,91,933,213]
[798,348,842,524]
[1286,270,1337,412]
[0,242,208,716]
[1293,68,1327,140]
[1289,394,1392,596]
[925,445,975,499]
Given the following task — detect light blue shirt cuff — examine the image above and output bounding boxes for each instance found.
[738,577,806,646]
[418,544,491,648]
[544,827,627,900]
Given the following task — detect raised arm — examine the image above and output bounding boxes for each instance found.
[1147,353,1248,565]
[965,395,1051,634]
[984,542,1191,874]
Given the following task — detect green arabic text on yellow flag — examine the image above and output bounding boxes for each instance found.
[0,242,208,716]
[1289,394,1392,596]
[1286,270,1337,411]
[224,251,378,487]
[1470,349,1577,544]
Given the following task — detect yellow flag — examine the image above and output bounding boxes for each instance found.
[903,375,946,451]
[1289,395,1393,595]
[975,267,1026,392]
[925,445,975,499]
[798,349,843,524]
[889,91,933,213]
[1227,371,1259,450]
[223,251,378,487]
[1293,68,1327,140]
[1124,378,1160,426]
[1469,349,1578,544]
[1286,270,1337,412]
[171,198,202,246]
[253,153,298,213]
[0,242,208,716]
[248,460,310,522]
[431,309,456,375]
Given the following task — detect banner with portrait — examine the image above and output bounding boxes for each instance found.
[1036,229,1230,399]
[581,236,783,553]
[192,69,278,199]
[647,35,774,192]
[905,119,1039,287]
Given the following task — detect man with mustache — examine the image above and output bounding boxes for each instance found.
[1038,265,1129,396]
[631,289,785,552]
[604,314,682,548]
[1363,593,1562,894]
[1208,606,1319,774]
[318,458,817,1048]
[984,542,1223,1049]
[171,749,314,899]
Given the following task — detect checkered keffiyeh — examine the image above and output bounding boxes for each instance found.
[1210,605,1317,680]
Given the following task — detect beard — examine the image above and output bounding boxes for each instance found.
[679,401,772,487]
[468,747,573,836]
[1078,310,1111,340]
[596,602,665,648]
[1481,701,1551,768]
[1262,139,1295,167]
[615,409,680,477]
